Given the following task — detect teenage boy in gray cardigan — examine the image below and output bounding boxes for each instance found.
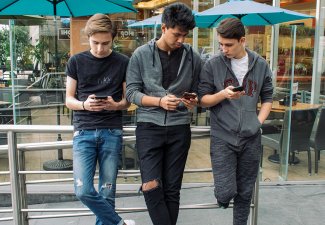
[126,3,202,225]
[198,18,273,225]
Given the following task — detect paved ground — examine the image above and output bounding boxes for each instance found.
[1,182,325,225]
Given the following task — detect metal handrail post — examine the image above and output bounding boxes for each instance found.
[250,174,260,225]
[7,131,25,225]
[18,149,28,225]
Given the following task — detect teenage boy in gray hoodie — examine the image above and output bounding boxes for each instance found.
[198,18,273,225]
[126,3,202,225]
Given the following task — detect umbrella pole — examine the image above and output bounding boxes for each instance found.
[43,15,73,171]
[154,23,157,39]
[54,16,59,71]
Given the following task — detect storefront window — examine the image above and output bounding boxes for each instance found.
[1,0,325,184]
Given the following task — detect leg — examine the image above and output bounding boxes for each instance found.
[163,124,191,225]
[210,136,237,208]
[96,128,124,225]
[234,133,261,225]
[73,129,122,225]
[136,123,171,225]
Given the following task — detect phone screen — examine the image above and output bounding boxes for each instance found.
[94,96,107,100]
[182,92,197,99]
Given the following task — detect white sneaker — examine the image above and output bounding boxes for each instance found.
[124,219,136,225]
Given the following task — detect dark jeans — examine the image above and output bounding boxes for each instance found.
[136,122,191,225]
[210,132,261,225]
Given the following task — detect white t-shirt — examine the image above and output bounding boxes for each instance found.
[231,53,248,86]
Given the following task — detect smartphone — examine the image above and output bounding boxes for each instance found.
[94,96,107,100]
[182,92,197,100]
[232,86,244,92]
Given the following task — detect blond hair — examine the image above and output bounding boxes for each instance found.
[84,13,117,38]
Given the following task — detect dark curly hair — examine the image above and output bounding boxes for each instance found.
[162,2,195,32]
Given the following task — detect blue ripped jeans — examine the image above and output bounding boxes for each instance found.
[73,129,124,225]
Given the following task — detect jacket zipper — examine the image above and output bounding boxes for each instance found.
[164,91,167,125]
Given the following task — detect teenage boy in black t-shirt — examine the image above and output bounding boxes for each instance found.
[65,13,135,225]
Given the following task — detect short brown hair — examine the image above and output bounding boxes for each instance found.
[84,13,117,38]
[217,18,245,41]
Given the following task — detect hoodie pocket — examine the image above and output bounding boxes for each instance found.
[239,110,261,138]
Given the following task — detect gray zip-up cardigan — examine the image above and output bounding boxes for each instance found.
[126,39,202,126]
[198,49,273,146]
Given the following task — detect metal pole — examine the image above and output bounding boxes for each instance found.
[212,0,221,54]
[270,0,280,88]
[279,25,297,181]
[18,149,28,225]
[54,16,59,71]
[250,174,260,225]
[57,104,63,160]
[9,19,16,124]
[311,0,323,104]
[192,0,199,52]
[7,130,24,225]
[154,22,157,39]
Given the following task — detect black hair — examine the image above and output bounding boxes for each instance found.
[161,2,195,31]
[216,18,245,41]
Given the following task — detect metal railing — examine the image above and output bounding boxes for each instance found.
[0,125,259,225]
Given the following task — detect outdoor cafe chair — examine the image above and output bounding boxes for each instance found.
[310,107,325,174]
[261,108,318,175]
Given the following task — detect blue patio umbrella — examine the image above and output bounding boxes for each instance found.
[0,0,137,17]
[195,0,313,28]
[0,0,137,170]
[128,14,162,28]
[0,0,137,76]
[0,0,137,68]
[127,14,161,38]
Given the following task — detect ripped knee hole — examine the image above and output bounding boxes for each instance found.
[142,179,159,191]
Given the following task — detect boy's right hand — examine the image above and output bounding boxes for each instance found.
[222,86,245,100]
[85,94,107,111]
[159,94,181,111]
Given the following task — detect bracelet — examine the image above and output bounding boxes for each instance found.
[158,97,162,107]
[82,101,86,110]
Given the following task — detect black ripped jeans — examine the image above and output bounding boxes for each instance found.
[136,122,191,225]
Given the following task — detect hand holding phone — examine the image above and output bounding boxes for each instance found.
[182,92,197,100]
[232,86,244,92]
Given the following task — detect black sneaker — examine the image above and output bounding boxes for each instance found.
[217,200,229,209]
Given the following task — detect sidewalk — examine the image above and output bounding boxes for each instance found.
[1,182,325,225]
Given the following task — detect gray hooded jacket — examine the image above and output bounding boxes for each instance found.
[126,39,202,126]
[198,49,273,146]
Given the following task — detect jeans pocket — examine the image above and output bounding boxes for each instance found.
[73,130,84,138]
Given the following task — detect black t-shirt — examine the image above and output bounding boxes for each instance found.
[158,46,183,89]
[66,50,129,130]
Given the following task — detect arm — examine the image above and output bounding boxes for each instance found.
[258,102,272,124]
[200,87,245,108]
[65,76,84,111]
[258,64,274,124]
[181,52,202,110]
[65,76,108,112]
[126,50,180,111]
[200,90,227,108]
[142,94,180,111]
